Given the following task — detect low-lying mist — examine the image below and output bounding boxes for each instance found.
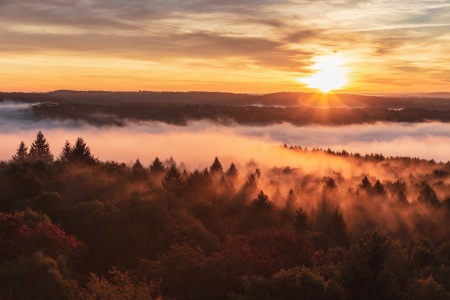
[1,100,450,167]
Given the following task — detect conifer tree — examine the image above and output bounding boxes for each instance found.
[162,164,183,193]
[226,163,238,178]
[252,190,273,212]
[71,137,97,165]
[132,159,147,179]
[295,207,309,232]
[286,189,298,211]
[210,157,223,174]
[12,141,29,164]
[58,140,72,163]
[29,131,53,164]
[149,157,165,175]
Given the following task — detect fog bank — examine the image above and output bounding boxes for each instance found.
[1,101,450,167]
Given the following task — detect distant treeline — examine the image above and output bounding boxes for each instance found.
[284,144,446,164]
[3,91,450,126]
[1,132,450,299]
[2,90,450,108]
[25,101,450,126]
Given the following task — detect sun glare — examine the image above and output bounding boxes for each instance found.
[299,55,349,93]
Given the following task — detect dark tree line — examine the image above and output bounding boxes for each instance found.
[12,132,97,165]
[1,132,450,299]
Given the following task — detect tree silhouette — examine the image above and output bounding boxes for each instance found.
[149,157,165,175]
[226,163,238,178]
[323,177,337,190]
[162,164,183,193]
[131,159,147,179]
[417,182,439,207]
[29,131,53,164]
[210,157,223,174]
[286,189,298,210]
[294,207,309,233]
[327,209,349,246]
[359,176,372,191]
[373,180,386,195]
[70,137,97,165]
[12,141,29,164]
[58,140,72,163]
[251,191,273,212]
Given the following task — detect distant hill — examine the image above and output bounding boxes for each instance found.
[2,90,450,109]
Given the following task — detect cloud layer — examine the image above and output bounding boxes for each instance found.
[0,0,449,92]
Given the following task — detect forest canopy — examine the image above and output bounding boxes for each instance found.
[1,131,450,299]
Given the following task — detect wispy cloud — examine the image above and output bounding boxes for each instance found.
[0,0,449,92]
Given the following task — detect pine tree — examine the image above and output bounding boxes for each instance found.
[12,141,29,164]
[132,159,147,179]
[71,137,97,165]
[373,180,386,195]
[210,157,223,174]
[359,176,372,191]
[226,162,238,178]
[251,190,273,212]
[29,131,53,164]
[286,189,298,211]
[162,164,183,193]
[295,207,309,232]
[58,140,72,163]
[149,157,165,175]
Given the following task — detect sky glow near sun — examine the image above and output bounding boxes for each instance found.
[0,0,449,92]
[299,55,349,93]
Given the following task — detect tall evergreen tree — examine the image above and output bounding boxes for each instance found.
[162,164,183,193]
[285,189,298,212]
[132,159,148,179]
[210,157,223,174]
[58,140,72,163]
[226,163,238,178]
[149,157,165,175]
[71,137,97,165]
[251,190,273,212]
[29,131,53,164]
[12,141,29,164]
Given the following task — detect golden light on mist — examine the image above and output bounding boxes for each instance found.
[299,55,349,93]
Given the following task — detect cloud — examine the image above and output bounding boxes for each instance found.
[0,0,449,91]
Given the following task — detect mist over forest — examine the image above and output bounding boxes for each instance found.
[1,93,450,299]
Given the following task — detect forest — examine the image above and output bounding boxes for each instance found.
[3,91,450,127]
[1,131,450,299]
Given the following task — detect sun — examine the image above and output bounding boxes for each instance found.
[299,55,349,93]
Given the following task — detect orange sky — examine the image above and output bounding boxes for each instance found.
[0,0,449,93]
